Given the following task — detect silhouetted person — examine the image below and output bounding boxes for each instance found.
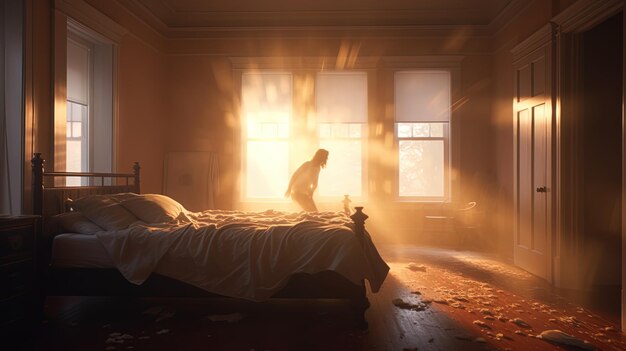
[285,149,329,212]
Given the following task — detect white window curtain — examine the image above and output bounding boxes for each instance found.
[0,0,23,215]
[316,72,367,198]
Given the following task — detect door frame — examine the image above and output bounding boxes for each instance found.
[551,0,624,329]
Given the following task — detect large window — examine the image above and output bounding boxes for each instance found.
[66,37,91,181]
[241,71,368,201]
[242,72,292,199]
[63,22,114,186]
[316,72,367,198]
[395,71,451,201]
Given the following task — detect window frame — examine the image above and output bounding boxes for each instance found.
[230,56,372,210]
[384,57,462,204]
[315,71,369,202]
[239,71,294,202]
[395,121,450,202]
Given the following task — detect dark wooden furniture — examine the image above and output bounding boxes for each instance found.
[0,215,40,337]
[31,153,371,328]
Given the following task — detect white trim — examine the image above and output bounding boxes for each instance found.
[230,56,379,70]
[56,0,127,43]
[552,0,623,33]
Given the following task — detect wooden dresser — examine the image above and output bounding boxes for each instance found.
[0,215,40,335]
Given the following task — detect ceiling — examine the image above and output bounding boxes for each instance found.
[132,0,517,28]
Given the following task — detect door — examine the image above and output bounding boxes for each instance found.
[512,25,553,282]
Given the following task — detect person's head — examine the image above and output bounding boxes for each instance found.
[311,149,329,168]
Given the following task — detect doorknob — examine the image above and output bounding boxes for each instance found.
[536,186,547,193]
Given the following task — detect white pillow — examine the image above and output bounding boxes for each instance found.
[71,194,140,230]
[53,211,104,234]
[120,194,185,224]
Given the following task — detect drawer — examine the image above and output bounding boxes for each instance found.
[0,260,33,299]
[0,227,34,263]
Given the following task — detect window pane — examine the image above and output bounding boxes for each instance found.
[397,123,412,138]
[412,123,429,137]
[349,124,362,138]
[399,140,444,197]
[277,123,289,138]
[331,124,349,138]
[72,122,82,137]
[261,123,278,138]
[66,139,82,186]
[430,123,444,137]
[319,124,331,138]
[246,141,289,198]
[318,140,362,197]
[247,121,261,138]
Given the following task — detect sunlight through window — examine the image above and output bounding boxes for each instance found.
[395,71,450,200]
[242,73,292,199]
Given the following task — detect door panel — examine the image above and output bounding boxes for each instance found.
[518,108,532,249]
[513,30,553,282]
[532,104,547,254]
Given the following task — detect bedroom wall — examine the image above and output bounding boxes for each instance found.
[116,34,168,194]
[160,33,496,245]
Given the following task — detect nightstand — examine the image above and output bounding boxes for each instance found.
[0,215,41,335]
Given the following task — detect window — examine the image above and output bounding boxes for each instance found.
[241,71,368,201]
[63,22,114,186]
[242,72,292,199]
[316,72,367,198]
[66,37,91,181]
[395,71,451,201]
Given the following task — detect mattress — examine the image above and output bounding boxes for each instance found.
[51,233,115,268]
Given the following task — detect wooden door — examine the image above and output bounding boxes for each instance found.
[512,25,553,282]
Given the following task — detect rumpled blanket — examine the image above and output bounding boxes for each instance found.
[96,210,389,301]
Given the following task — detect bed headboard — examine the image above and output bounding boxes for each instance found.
[31,153,140,219]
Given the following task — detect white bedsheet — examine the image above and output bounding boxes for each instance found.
[86,210,387,301]
[51,233,114,268]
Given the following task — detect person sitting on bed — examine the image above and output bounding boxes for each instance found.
[284,149,329,212]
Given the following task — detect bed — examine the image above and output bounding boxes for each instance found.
[32,153,389,328]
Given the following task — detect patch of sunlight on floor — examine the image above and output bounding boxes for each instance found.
[382,248,625,351]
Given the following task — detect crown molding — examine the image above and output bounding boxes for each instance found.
[552,0,623,33]
[381,55,464,69]
[230,56,380,70]
[56,0,128,42]
[160,24,492,40]
[510,23,554,60]
[487,0,533,35]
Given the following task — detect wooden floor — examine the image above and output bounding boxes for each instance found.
[18,246,626,350]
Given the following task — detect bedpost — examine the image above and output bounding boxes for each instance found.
[133,162,140,194]
[350,206,368,247]
[32,153,44,216]
[349,206,370,329]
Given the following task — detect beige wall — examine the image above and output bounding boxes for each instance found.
[116,34,167,194]
[27,0,585,254]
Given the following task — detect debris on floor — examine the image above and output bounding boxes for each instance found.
[536,329,595,350]
[143,305,176,322]
[155,329,170,335]
[106,333,134,345]
[392,298,429,311]
[206,312,246,323]
[406,262,427,272]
